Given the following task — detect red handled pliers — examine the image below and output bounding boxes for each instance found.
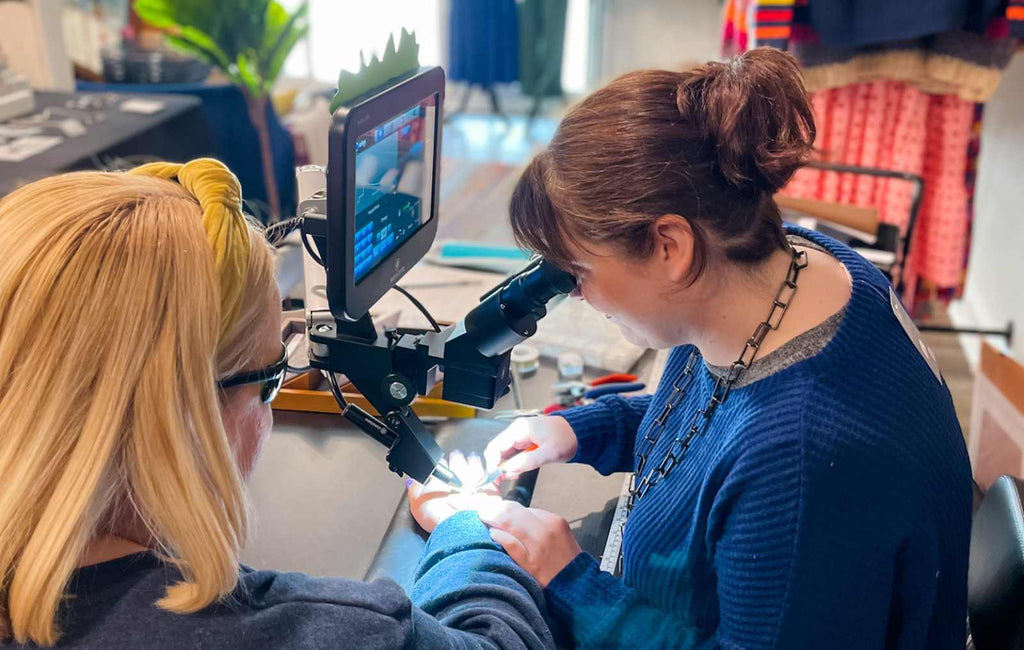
[544,373,646,414]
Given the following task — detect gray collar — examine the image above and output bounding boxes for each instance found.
[704,235,845,388]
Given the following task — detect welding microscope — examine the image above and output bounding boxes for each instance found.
[295,66,576,489]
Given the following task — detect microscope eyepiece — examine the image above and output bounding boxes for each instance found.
[501,259,577,316]
[458,259,576,359]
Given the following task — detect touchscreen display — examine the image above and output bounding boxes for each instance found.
[352,97,437,283]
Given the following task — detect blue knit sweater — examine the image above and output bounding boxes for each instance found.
[548,227,973,649]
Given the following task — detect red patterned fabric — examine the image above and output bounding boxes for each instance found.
[784,82,976,310]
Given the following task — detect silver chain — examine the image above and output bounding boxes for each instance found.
[614,248,808,576]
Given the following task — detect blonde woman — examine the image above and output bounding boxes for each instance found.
[0,159,553,649]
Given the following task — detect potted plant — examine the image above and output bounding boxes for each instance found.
[133,0,309,219]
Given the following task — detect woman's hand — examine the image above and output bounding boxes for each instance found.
[478,501,582,588]
[483,416,579,480]
[408,452,501,533]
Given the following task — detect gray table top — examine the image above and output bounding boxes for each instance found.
[243,360,630,579]
[0,91,201,195]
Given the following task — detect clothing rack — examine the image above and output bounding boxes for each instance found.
[796,160,1012,344]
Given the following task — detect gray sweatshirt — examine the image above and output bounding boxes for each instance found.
[11,512,554,649]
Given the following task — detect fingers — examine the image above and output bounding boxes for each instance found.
[407,478,438,501]
[463,452,486,487]
[407,479,423,499]
[448,450,469,483]
[484,419,535,471]
[488,528,530,567]
[409,475,500,509]
[444,450,489,488]
[498,448,542,479]
[471,480,501,498]
[466,453,485,476]
[477,500,538,539]
[479,505,581,587]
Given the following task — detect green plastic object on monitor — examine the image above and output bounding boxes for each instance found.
[329,28,421,114]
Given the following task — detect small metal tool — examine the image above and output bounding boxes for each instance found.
[472,444,539,490]
[431,462,463,489]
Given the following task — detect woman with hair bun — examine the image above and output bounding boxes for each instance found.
[418,49,973,648]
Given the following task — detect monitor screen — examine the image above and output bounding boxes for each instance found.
[352,97,438,283]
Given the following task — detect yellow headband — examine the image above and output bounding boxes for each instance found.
[127,158,251,340]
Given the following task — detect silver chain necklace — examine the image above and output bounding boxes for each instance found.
[614,247,808,575]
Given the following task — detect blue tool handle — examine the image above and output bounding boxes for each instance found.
[584,382,646,399]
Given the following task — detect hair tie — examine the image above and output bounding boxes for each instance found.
[127,158,251,339]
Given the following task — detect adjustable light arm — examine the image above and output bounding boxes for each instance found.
[305,259,576,486]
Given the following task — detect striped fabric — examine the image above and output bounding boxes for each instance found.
[545,226,973,648]
[742,0,1022,55]
[1009,0,1024,37]
[752,0,810,50]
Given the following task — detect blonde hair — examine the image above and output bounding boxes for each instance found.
[0,167,276,645]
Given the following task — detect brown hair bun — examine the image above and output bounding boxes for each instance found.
[677,48,815,196]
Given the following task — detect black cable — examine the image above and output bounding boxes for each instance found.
[242,198,273,225]
[392,285,441,332]
[325,371,348,409]
[265,216,305,247]
[287,363,312,373]
[302,229,324,267]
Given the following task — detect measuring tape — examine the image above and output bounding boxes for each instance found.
[599,475,634,574]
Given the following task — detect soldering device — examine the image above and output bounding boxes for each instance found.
[294,66,576,488]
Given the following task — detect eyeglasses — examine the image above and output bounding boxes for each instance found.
[217,345,289,403]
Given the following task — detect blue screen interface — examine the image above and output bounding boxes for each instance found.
[352,98,436,283]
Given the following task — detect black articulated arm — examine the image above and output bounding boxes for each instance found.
[307,259,576,487]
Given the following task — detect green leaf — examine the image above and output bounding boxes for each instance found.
[132,0,177,29]
[163,34,205,60]
[263,23,308,92]
[260,1,290,54]
[260,1,308,84]
[236,52,264,97]
[228,0,272,62]
[134,0,306,95]
[164,34,234,81]
[262,2,307,61]
[177,26,232,70]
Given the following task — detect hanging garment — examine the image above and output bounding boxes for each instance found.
[518,0,567,98]
[721,0,753,57]
[448,0,519,86]
[804,0,1003,49]
[1011,0,1024,35]
[783,82,978,309]
[741,0,1008,51]
[792,24,1017,102]
[727,0,1019,101]
[722,0,809,56]
[720,1,1017,308]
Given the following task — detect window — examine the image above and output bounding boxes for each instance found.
[279,0,442,83]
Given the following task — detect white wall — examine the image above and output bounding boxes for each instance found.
[279,0,444,82]
[951,55,1024,363]
[596,0,722,83]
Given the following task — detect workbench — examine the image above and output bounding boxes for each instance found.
[0,91,207,196]
[243,359,631,583]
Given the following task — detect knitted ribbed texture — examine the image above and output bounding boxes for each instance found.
[549,226,973,649]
